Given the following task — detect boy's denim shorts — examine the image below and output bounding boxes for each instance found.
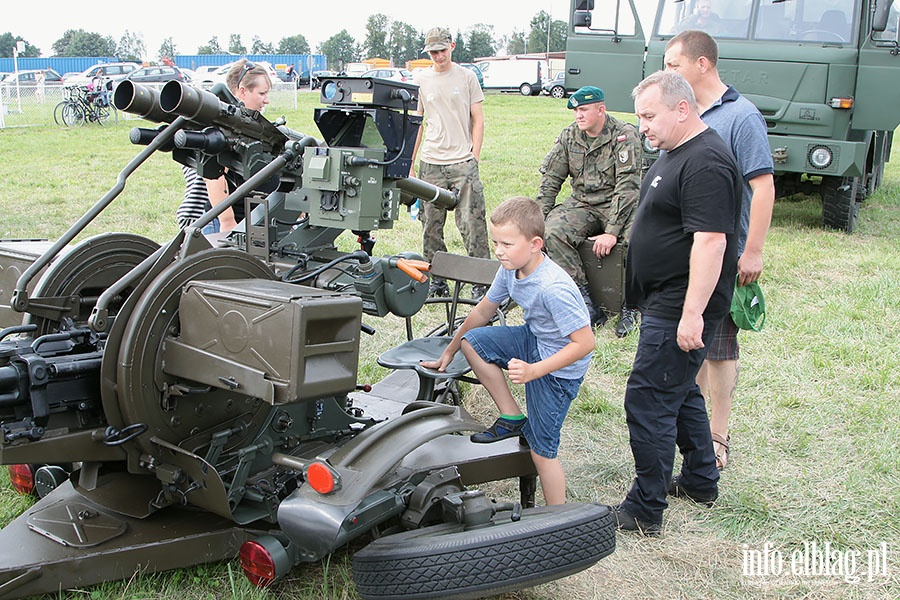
[463,325,582,459]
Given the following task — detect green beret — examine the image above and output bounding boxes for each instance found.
[731,278,767,331]
[567,86,605,109]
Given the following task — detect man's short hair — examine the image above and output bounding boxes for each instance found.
[632,70,698,113]
[667,30,719,67]
[491,196,545,240]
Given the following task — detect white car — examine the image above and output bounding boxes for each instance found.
[197,61,279,87]
[62,62,140,87]
[192,65,221,82]
[361,68,415,83]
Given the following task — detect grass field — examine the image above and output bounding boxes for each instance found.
[1,91,899,600]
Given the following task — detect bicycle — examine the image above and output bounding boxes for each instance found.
[54,83,118,127]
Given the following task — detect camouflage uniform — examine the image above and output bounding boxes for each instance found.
[419,159,491,261]
[537,114,641,287]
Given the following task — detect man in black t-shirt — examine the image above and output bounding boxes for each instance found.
[609,71,741,534]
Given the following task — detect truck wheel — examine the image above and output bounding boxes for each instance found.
[550,85,567,99]
[352,502,615,600]
[821,175,860,233]
[519,83,534,96]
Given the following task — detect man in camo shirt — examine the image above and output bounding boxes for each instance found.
[537,86,641,332]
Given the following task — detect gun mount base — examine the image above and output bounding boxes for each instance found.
[0,478,250,600]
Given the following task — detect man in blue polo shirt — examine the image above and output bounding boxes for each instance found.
[664,30,776,471]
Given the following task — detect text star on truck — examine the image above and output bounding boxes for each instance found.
[565,0,899,233]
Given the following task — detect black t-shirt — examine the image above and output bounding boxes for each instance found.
[627,128,741,321]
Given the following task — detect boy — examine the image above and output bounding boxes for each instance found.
[421,196,595,505]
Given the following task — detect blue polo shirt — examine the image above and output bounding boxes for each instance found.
[701,85,774,254]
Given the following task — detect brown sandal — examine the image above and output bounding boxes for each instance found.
[712,433,730,470]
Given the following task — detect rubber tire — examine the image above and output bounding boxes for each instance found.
[550,85,567,99]
[821,175,860,233]
[519,83,533,96]
[352,502,615,600]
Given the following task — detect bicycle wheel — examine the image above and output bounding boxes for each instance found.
[97,104,118,126]
[61,102,85,127]
[53,101,68,126]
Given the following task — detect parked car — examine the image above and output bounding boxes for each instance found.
[275,67,308,88]
[123,65,192,84]
[542,72,569,99]
[459,63,484,89]
[192,65,221,80]
[197,61,279,87]
[195,64,230,85]
[0,68,64,87]
[361,68,414,83]
[63,62,140,87]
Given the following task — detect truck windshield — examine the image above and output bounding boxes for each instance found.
[655,0,860,44]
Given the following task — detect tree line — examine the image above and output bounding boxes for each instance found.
[1,12,567,69]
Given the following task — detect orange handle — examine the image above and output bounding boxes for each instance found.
[400,259,430,272]
[394,258,429,283]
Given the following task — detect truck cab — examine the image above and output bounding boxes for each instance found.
[565,0,900,232]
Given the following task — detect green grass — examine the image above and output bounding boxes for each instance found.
[1,92,899,599]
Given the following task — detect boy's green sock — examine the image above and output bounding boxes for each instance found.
[500,413,526,421]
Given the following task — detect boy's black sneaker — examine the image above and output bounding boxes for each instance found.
[609,503,661,536]
[471,417,527,443]
[668,475,718,507]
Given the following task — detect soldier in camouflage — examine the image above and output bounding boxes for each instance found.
[537,85,641,332]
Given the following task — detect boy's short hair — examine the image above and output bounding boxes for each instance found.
[491,196,545,240]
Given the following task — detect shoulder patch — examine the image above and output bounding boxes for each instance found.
[618,149,630,164]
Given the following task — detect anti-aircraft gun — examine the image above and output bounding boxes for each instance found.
[0,76,614,599]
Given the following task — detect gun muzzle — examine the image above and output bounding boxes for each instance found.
[174,127,227,154]
[113,81,173,123]
[160,80,227,123]
[128,126,176,151]
[396,177,457,210]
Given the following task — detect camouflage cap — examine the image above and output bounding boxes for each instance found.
[423,27,453,52]
[567,86,605,109]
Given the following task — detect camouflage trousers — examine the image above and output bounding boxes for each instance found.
[418,159,491,262]
[544,198,631,287]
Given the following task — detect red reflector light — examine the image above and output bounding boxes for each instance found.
[239,541,276,587]
[306,462,336,494]
[8,464,35,495]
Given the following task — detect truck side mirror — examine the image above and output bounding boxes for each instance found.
[574,11,593,27]
[575,0,595,10]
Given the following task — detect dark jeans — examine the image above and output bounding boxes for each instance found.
[620,314,721,524]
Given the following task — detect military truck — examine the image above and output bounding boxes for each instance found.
[565,0,900,232]
[0,77,615,598]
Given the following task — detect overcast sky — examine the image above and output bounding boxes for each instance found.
[8,0,586,59]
